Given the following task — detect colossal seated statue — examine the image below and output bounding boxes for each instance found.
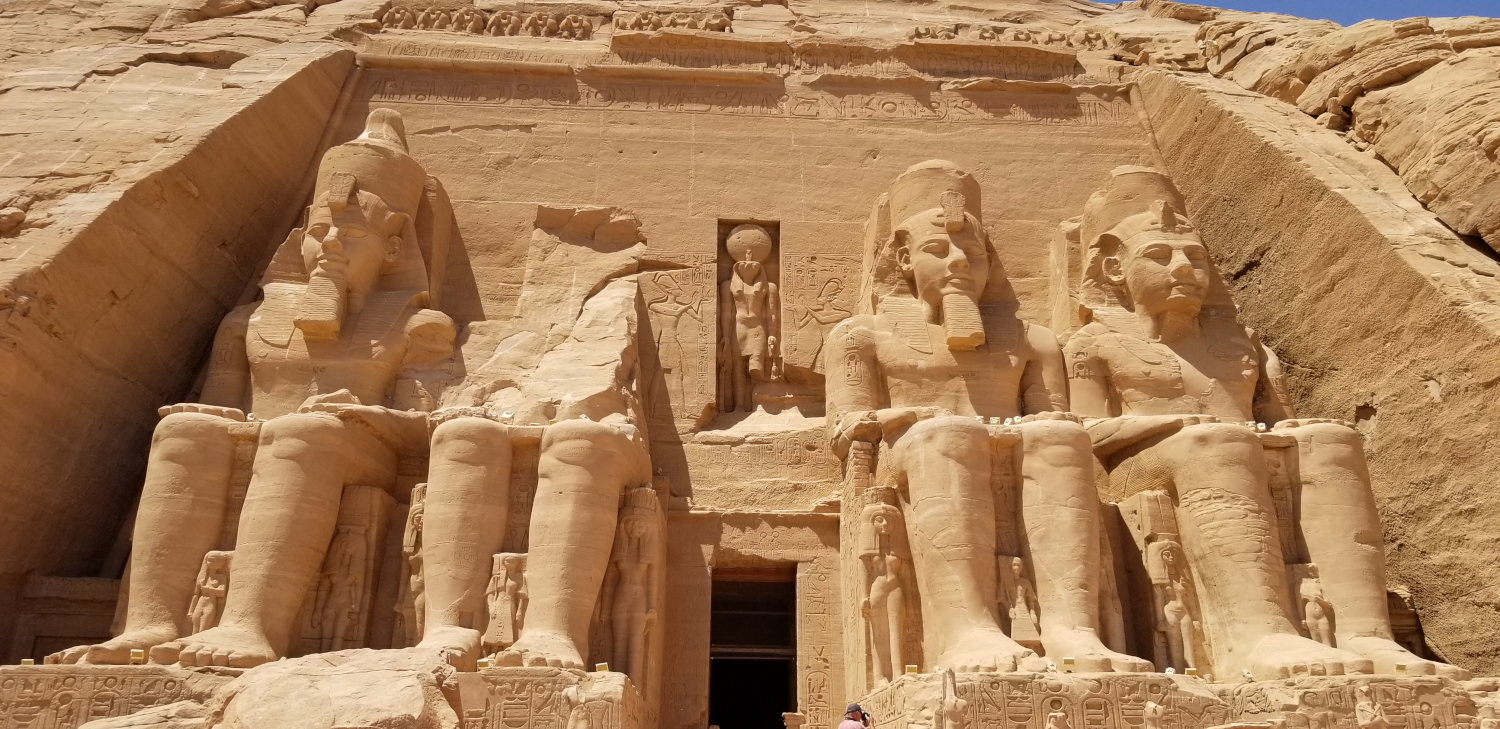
[1063,166,1468,680]
[416,203,653,672]
[48,109,458,668]
[826,160,1151,674]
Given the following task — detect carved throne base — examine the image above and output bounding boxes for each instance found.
[465,667,649,729]
[855,672,1483,729]
[0,664,235,729]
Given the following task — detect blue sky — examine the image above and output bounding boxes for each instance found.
[1210,0,1498,24]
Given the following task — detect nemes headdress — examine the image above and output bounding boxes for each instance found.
[858,160,1018,352]
[264,109,453,301]
[1076,165,1237,322]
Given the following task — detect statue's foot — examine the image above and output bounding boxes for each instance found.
[417,625,482,671]
[152,626,276,668]
[47,627,178,665]
[1247,633,1373,680]
[495,630,585,669]
[1041,629,1154,673]
[934,628,1043,673]
[1340,636,1470,679]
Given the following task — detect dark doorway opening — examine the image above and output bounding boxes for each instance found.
[710,569,797,729]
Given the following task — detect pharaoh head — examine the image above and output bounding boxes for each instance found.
[295,109,428,338]
[402,309,457,369]
[616,487,662,552]
[1082,167,1210,320]
[860,160,1001,350]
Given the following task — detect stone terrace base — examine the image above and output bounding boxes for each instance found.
[0,662,646,729]
[0,664,234,729]
[858,672,1481,729]
[465,667,649,729]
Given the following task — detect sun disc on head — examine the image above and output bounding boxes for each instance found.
[726,224,772,263]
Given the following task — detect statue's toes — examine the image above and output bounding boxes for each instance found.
[1436,663,1471,680]
[523,652,549,667]
[495,650,523,667]
[149,643,183,665]
[1346,658,1373,674]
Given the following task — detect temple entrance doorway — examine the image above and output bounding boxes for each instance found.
[709,568,798,729]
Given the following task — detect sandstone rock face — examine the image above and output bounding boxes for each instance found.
[6,0,1500,724]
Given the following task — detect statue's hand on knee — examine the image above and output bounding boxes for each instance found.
[1019,411,1083,424]
[1273,418,1356,431]
[157,403,246,421]
[299,401,428,451]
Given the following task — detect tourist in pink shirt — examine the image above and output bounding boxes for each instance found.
[840,704,869,729]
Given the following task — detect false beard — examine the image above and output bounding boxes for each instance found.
[294,273,346,340]
[942,292,985,351]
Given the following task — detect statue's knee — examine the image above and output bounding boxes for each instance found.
[432,416,510,452]
[1019,418,1088,448]
[1289,422,1361,447]
[1178,422,1259,450]
[541,419,641,469]
[261,412,344,450]
[904,415,986,448]
[153,412,230,444]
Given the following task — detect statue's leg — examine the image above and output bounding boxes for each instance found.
[499,420,649,668]
[1017,419,1152,672]
[894,416,1040,672]
[887,584,906,680]
[418,417,511,667]
[1287,422,1469,678]
[49,413,236,665]
[868,583,893,684]
[155,413,393,668]
[1157,423,1371,679]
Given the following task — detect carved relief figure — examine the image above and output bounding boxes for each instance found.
[188,551,232,634]
[858,502,909,685]
[1355,685,1391,729]
[311,525,366,652]
[413,204,652,675]
[394,482,427,648]
[826,160,1151,673]
[1063,166,1469,680]
[791,277,853,372]
[482,553,527,653]
[1146,540,1197,672]
[719,224,781,412]
[47,109,456,668]
[940,668,967,729]
[600,487,663,691]
[648,272,704,417]
[997,555,1040,650]
[1295,564,1336,647]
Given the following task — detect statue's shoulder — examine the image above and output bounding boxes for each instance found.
[829,314,882,344]
[1062,321,1110,353]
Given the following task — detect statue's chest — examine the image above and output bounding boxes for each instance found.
[730,278,768,312]
[1103,336,1257,415]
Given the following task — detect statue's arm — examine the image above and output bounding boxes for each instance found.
[824,319,884,457]
[198,303,255,410]
[1061,329,1113,418]
[1251,330,1296,423]
[1020,323,1070,414]
[768,282,782,377]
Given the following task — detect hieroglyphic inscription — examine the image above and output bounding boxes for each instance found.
[1226,678,1472,729]
[782,255,859,374]
[364,74,1136,126]
[799,560,843,729]
[0,668,226,729]
[485,670,618,729]
[1260,442,1301,563]
[503,443,542,553]
[643,254,716,425]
